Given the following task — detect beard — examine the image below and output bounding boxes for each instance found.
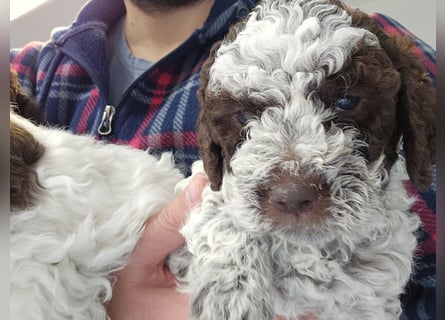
[129,0,206,13]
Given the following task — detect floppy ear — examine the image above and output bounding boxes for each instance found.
[197,40,225,190]
[375,34,436,190]
[197,16,252,190]
[10,67,45,124]
[10,119,45,211]
[349,11,436,190]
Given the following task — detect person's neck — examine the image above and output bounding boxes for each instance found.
[123,0,215,62]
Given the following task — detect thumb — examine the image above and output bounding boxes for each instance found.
[133,173,208,266]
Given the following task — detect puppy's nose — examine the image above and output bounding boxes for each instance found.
[270,184,318,215]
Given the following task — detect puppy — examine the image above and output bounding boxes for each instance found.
[169,0,435,319]
[10,110,183,319]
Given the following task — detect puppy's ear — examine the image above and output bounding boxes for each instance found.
[10,120,45,211]
[197,18,250,190]
[196,40,222,110]
[349,11,436,190]
[198,127,224,191]
[385,35,436,190]
[197,40,225,190]
[10,67,44,124]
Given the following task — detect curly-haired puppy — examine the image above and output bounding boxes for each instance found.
[10,111,183,319]
[169,0,436,319]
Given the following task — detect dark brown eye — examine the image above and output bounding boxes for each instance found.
[334,96,361,111]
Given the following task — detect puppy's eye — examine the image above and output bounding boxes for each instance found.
[235,111,250,125]
[334,96,360,111]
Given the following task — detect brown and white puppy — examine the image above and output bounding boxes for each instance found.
[169,0,435,319]
[10,107,183,318]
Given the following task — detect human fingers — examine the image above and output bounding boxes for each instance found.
[107,286,189,320]
[132,173,208,267]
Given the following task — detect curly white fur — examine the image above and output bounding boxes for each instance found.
[168,0,421,319]
[171,115,420,320]
[209,0,378,100]
[10,112,183,319]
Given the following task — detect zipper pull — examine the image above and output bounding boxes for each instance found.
[97,105,115,136]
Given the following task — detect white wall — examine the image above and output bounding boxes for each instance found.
[10,0,88,49]
[347,0,436,49]
[10,0,436,49]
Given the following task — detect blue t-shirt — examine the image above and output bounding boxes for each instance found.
[106,16,152,106]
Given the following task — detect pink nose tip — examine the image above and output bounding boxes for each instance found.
[270,184,318,215]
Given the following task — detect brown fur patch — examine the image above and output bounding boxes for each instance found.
[347,8,436,190]
[197,19,250,190]
[197,2,436,191]
[10,68,45,124]
[10,121,45,211]
[316,36,402,175]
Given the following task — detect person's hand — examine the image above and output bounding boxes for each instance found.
[105,171,316,320]
[106,173,208,320]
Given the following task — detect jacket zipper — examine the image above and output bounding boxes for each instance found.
[97,105,115,136]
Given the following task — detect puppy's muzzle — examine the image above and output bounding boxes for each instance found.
[258,172,331,226]
[270,182,319,216]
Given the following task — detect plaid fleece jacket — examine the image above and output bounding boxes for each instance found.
[10,0,259,174]
[10,1,436,319]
